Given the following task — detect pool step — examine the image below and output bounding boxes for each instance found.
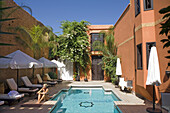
[104,92,112,95]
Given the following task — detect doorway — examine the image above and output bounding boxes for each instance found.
[92,56,104,80]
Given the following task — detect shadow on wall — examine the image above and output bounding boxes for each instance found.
[135,85,153,101]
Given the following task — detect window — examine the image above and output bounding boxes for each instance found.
[91,33,104,51]
[146,42,156,69]
[144,0,153,11]
[137,44,142,69]
[135,0,140,16]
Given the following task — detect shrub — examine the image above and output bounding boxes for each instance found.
[111,75,118,85]
[48,72,57,79]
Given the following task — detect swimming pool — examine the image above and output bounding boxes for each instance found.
[50,87,122,113]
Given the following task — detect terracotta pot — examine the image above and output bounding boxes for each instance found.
[76,75,80,81]
[84,77,88,82]
[105,76,111,82]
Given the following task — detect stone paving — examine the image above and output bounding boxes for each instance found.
[0,81,168,113]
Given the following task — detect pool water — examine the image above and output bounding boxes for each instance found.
[50,88,122,113]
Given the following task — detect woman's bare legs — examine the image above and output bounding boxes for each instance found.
[38,94,45,103]
[37,94,43,104]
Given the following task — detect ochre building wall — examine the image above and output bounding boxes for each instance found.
[114,0,170,102]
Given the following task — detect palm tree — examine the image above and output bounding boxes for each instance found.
[159,6,170,66]
[92,26,118,81]
[46,26,59,59]
[13,25,58,80]
[92,26,117,57]
[13,25,50,58]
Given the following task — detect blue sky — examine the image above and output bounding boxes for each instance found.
[14,0,130,34]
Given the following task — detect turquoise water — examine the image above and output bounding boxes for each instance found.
[50,88,122,113]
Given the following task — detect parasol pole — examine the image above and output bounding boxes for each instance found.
[153,85,155,110]
[17,69,19,91]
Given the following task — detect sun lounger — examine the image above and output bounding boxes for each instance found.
[0,93,24,105]
[125,80,133,90]
[119,77,133,92]
[45,73,62,83]
[36,74,57,85]
[21,76,43,89]
[7,78,38,95]
[119,77,126,91]
[0,101,4,105]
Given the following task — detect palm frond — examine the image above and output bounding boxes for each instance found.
[0,18,16,22]
[5,5,32,18]
[0,31,16,35]
[0,43,14,46]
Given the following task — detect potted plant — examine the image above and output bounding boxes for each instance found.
[48,72,63,83]
[76,75,80,81]
[73,74,77,81]
[105,74,111,82]
[84,73,88,82]
[48,72,57,79]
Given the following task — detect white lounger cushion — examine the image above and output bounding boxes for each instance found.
[0,101,4,105]
[21,76,42,88]
[6,78,18,90]
[46,74,53,81]
[14,94,24,99]
[7,78,38,92]
[36,74,43,83]
[119,78,133,91]
[0,94,24,100]
[45,74,62,83]
[119,77,126,90]
[21,76,32,86]
[36,74,57,85]
[45,74,58,81]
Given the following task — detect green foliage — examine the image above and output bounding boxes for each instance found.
[57,20,91,75]
[73,72,77,80]
[111,75,118,84]
[93,26,118,82]
[13,25,53,58]
[159,6,170,36]
[48,72,57,79]
[99,55,117,77]
[92,27,117,56]
[46,26,59,58]
[159,6,170,66]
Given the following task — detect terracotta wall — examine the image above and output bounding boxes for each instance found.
[114,0,170,101]
[75,25,113,81]
[114,4,136,90]
[0,0,51,91]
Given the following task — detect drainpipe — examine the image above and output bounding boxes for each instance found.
[134,25,137,92]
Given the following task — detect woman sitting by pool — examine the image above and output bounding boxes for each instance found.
[37,84,49,104]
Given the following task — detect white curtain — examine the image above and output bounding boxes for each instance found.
[60,60,73,80]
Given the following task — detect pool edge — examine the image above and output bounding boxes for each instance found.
[49,85,122,113]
